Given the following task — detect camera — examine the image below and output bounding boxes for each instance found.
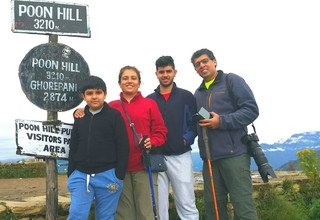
[241,133,277,183]
[192,107,211,122]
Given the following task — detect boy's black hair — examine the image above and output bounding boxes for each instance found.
[191,48,216,65]
[79,75,106,94]
[155,56,175,70]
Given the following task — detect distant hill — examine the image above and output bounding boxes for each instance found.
[192,131,320,172]
[277,150,320,171]
[260,131,320,170]
[2,130,320,172]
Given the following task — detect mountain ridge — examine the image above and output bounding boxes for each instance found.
[192,131,320,171]
[1,131,320,172]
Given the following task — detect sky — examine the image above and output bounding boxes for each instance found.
[1,0,320,157]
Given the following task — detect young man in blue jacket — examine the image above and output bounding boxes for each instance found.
[191,48,259,220]
[147,56,199,220]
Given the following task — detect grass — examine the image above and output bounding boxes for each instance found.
[168,190,206,220]
[0,161,46,178]
[2,160,320,219]
[255,184,308,220]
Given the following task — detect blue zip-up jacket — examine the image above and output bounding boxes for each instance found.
[194,70,259,161]
[147,83,197,155]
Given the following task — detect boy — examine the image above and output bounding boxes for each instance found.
[67,75,129,219]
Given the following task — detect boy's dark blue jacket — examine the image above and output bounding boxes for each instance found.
[68,102,129,180]
[147,83,197,155]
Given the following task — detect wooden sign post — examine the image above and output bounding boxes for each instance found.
[12,0,91,218]
[46,86,58,219]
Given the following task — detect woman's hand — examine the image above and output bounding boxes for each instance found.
[144,137,152,149]
[139,136,152,149]
[74,108,85,118]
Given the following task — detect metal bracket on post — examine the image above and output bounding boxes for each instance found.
[49,34,58,44]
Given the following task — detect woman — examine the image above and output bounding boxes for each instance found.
[109,66,167,220]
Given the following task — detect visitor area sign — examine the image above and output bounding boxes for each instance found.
[18,43,90,111]
[11,0,91,37]
[16,119,72,159]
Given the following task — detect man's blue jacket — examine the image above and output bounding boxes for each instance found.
[194,70,259,161]
[147,83,197,155]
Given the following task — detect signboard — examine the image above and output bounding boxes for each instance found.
[11,0,91,37]
[16,119,72,159]
[18,43,90,111]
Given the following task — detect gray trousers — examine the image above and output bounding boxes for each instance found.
[202,154,258,220]
[158,151,199,220]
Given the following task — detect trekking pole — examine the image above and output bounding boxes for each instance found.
[202,127,220,220]
[145,150,158,220]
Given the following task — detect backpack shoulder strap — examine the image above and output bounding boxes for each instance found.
[225,73,256,134]
[225,73,236,108]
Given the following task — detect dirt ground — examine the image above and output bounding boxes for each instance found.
[0,171,307,202]
[0,175,69,202]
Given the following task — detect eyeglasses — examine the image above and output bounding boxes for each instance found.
[194,58,210,69]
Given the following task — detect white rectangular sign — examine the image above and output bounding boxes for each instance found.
[15,119,73,159]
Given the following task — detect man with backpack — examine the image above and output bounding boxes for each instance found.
[191,48,259,220]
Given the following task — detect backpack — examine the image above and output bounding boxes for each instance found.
[225,73,277,183]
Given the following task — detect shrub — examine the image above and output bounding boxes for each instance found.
[168,189,206,219]
[299,181,320,206]
[0,203,21,220]
[309,199,320,220]
[281,179,304,205]
[297,149,320,206]
[0,161,46,178]
[296,149,320,184]
[255,184,307,220]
